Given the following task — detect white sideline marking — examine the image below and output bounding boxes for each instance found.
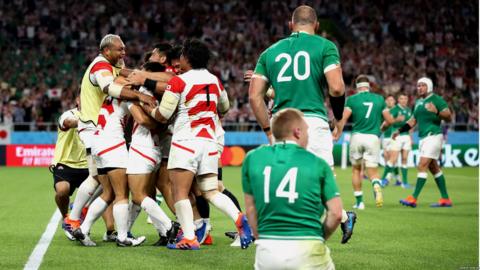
[24,209,61,270]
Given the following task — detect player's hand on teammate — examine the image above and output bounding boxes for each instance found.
[425,102,438,114]
[395,115,405,122]
[138,92,157,108]
[392,131,400,140]
[127,69,147,86]
[244,70,254,82]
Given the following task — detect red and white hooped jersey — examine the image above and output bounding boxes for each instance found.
[166,69,229,143]
[95,97,130,139]
[129,87,161,148]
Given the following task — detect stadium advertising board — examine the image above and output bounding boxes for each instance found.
[221,144,478,168]
[6,144,55,167]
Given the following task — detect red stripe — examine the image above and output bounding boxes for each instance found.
[172,142,195,154]
[208,151,218,156]
[185,84,220,103]
[196,128,213,139]
[90,61,113,74]
[166,76,186,94]
[97,141,126,156]
[191,117,215,130]
[130,146,156,165]
[78,128,86,133]
[188,101,217,116]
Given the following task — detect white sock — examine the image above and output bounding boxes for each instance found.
[80,197,108,234]
[70,175,98,220]
[86,185,103,207]
[141,197,171,236]
[341,209,348,223]
[127,202,142,232]
[113,203,129,241]
[174,199,195,240]
[208,192,240,222]
[194,219,203,230]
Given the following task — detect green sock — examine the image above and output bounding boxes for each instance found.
[372,179,382,187]
[401,167,408,184]
[412,173,427,199]
[381,165,391,179]
[354,191,363,205]
[393,166,399,179]
[434,172,449,199]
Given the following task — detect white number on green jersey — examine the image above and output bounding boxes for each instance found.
[363,102,373,118]
[263,166,299,203]
[275,51,310,82]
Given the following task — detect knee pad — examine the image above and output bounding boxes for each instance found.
[197,175,218,193]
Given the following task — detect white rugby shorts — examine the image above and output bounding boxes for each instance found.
[349,133,381,168]
[254,239,334,270]
[127,144,161,174]
[92,137,128,169]
[390,135,412,151]
[419,134,443,160]
[167,139,219,175]
[304,117,334,166]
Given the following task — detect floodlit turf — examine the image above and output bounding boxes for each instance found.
[0,166,477,269]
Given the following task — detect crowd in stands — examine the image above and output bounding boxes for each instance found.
[0,0,477,130]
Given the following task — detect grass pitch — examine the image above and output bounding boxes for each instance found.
[0,166,477,269]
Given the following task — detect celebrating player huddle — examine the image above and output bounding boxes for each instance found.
[49,4,453,269]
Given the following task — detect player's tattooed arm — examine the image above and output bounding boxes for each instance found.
[323,197,343,241]
[248,76,273,144]
[244,194,258,239]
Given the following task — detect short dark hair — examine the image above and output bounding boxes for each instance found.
[355,74,370,84]
[153,43,172,54]
[143,51,152,63]
[143,61,166,72]
[167,45,183,62]
[182,39,210,69]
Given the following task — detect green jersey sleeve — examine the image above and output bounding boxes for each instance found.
[322,41,340,73]
[241,153,253,195]
[345,96,353,110]
[253,50,269,80]
[320,159,340,202]
[434,95,448,112]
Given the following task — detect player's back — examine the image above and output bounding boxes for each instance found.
[170,69,225,142]
[242,143,337,240]
[95,97,130,139]
[257,32,339,120]
[53,109,87,168]
[346,91,386,136]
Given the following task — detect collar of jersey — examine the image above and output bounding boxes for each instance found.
[291,31,310,36]
[274,140,299,146]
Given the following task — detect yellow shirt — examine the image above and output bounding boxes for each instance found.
[79,54,121,125]
[52,109,87,168]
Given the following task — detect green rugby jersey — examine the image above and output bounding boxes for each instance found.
[345,91,386,136]
[254,32,340,121]
[242,142,339,241]
[413,93,448,138]
[391,104,413,136]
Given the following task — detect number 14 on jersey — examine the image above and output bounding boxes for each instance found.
[263,166,299,203]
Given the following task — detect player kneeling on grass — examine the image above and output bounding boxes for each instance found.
[144,39,253,250]
[397,77,453,208]
[242,108,343,270]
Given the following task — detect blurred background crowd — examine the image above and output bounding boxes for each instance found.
[0,0,477,131]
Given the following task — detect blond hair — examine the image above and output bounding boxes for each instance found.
[272,108,304,140]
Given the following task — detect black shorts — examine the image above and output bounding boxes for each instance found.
[51,163,89,196]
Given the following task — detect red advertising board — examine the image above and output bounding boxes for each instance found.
[6,144,55,167]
